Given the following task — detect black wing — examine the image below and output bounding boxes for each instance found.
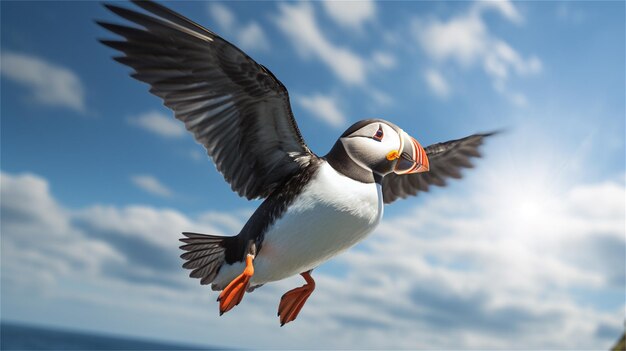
[382,132,497,204]
[99,1,314,200]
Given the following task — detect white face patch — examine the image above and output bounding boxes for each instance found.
[340,122,401,174]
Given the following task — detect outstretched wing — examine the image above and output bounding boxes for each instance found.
[99,1,314,200]
[382,132,496,204]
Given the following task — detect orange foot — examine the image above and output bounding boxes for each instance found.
[278,271,315,326]
[217,254,254,315]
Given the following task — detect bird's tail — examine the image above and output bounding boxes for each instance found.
[179,232,233,286]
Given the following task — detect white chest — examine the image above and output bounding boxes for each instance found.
[250,162,383,284]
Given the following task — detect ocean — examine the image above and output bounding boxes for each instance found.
[1,322,215,350]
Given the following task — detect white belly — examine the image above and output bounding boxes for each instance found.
[214,162,383,288]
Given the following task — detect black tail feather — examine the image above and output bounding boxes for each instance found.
[179,232,231,285]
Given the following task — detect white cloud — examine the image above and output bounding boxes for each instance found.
[198,211,249,234]
[484,40,542,79]
[208,3,235,32]
[414,13,487,66]
[78,205,193,249]
[130,174,174,198]
[413,1,540,105]
[0,170,235,293]
[0,51,85,112]
[274,2,366,86]
[128,110,186,139]
[424,68,451,98]
[296,93,347,128]
[1,171,69,233]
[321,0,376,30]
[1,172,123,291]
[237,22,270,52]
[208,2,270,52]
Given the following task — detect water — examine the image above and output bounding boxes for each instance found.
[1,322,214,350]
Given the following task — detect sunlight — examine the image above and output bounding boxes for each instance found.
[479,132,573,244]
[517,199,543,222]
[491,178,559,241]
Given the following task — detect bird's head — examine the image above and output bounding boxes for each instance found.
[325,119,429,183]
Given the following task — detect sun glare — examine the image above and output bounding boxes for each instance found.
[493,179,558,238]
[480,138,571,244]
[517,199,543,222]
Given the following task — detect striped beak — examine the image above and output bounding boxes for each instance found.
[393,131,430,175]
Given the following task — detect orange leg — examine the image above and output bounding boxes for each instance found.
[277,271,315,326]
[217,254,254,315]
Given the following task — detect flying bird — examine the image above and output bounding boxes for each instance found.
[98,0,495,326]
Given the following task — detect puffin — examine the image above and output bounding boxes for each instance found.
[99,0,496,326]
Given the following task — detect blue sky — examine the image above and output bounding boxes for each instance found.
[1,0,624,348]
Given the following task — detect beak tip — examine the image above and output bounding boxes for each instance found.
[393,132,431,175]
[413,137,430,174]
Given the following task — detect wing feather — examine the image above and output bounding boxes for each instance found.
[99,1,313,199]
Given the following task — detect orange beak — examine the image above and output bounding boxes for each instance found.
[393,131,430,175]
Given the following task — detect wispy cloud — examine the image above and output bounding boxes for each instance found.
[473,0,523,25]
[128,111,186,139]
[296,93,347,128]
[556,2,585,24]
[424,68,450,98]
[208,3,270,52]
[189,149,205,162]
[274,2,366,86]
[0,51,85,112]
[208,2,235,32]
[412,0,540,104]
[371,51,396,70]
[273,2,394,111]
[130,174,174,198]
[321,0,376,31]
[367,88,394,107]
[237,22,270,52]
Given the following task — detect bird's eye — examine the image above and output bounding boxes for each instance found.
[373,126,384,141]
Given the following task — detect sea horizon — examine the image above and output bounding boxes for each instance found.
[0,320,217,350]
